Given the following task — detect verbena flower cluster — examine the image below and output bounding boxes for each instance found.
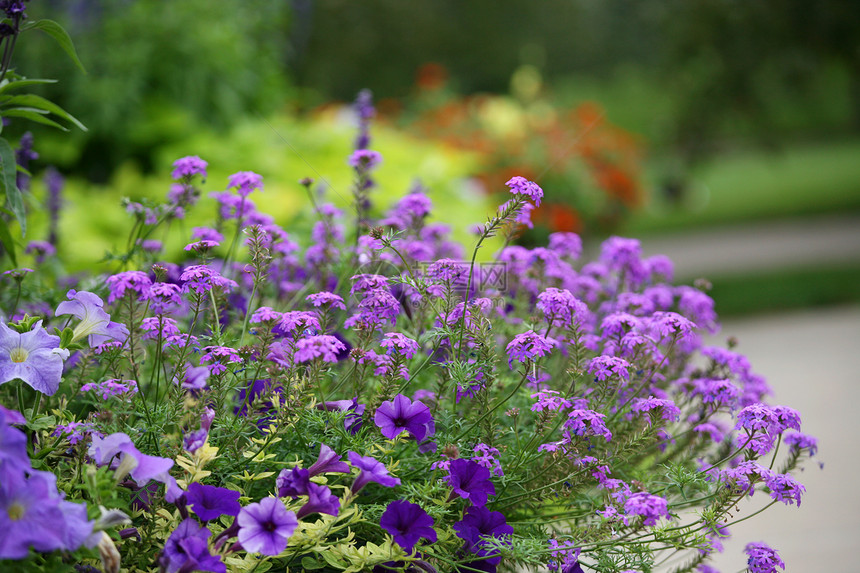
[0,94,815,573]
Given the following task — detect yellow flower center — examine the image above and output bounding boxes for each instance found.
[9,346,28,363]
[7,502,25,521]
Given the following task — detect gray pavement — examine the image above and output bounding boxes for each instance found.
[637,214,860,280]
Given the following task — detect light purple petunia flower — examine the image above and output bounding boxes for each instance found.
[88,433,181,501]
[348,451,401,494]
[380,499,437,552]
[1,408,30,473]
[237,497,297,556]
[0,320,69,395]
[55,290,130,347]
[374,393,434,442]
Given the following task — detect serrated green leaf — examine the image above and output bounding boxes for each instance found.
[25,19,86,74]
[0,94,86,131]
[0,219,17,265]
[1,107,68,130]
[0,136,25,236]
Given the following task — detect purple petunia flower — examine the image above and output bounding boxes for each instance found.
[348,451,401,493]
[186,482,241,522]
[453,505,513,568]
[317,398,366,434]
[447,459,496,506]
[160,519,225,573]
[380,500,437,552]
[276,467,311,499]
[1,408,30,473]
[745,541,785,573]
[88,433,182,501]
[237,497,297,556]
[374,393,435,442]
[296,482,340,519]
[55,290,130,347]
[0,320,69,395]
[307,443,350,477]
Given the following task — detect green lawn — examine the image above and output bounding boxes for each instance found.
[621,138,860,236]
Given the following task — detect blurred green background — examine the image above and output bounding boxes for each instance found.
[6,0,860,315]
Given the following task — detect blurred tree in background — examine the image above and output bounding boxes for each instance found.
[14,0,291,181]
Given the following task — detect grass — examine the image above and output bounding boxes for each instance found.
[620,137,860,236]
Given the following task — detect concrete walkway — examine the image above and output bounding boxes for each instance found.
[637,214,860,280]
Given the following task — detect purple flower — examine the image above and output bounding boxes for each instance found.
[348,451,401,493]
[565,409,613,442]
[536,288,588,328]
[25,240,56,263]
[623,492,669,526]
[505,176,543,206]
[317,398,365,434]
[453,505,513,567]
[631,397,681,422]
[237,497,297,556]
[306,291,346,310]
[186,482,241,522]
[0,320,69,395]
[180,265,238,295]
[80,378,138,400]
[0,408,29,474]
[172,156,208,180]
[587,355,631,382]
[294,335,347,363]
[380,500,437,552]
[380,333,420,359]
[447,459,496,506]
[88,433,180,500]
[55,290,130,347]
[0,469,96,558]
[472,443,503,477]
[374,393,435,442]
[506,330,555,369]
[227,171,264,198]
[307,443,350,477]
[176,365,210,391]
[296,482,340,519]
[764,472,805,507]
[276,467,311,499]
[105,271,152,303]
[348,149,383,170]
[160,519,225,573]
[745,541,785,573]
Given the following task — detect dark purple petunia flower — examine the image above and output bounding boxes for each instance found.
[296,482,340,519]
[374,393,435,442]
[380,499,437,552]
[237,497,298,556]
[307,443,350,477]
[186,482,241,522]
[454,505,513,567]
[276,467,311,499]
[160,519,225,573]
[348,451,401,494]
[447,459,496,506]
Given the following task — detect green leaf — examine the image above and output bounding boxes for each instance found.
[1,107,68,130]
[0,136,25,236]
[24,19,86,74]
[0,94,86,131]
[0,219,18,265]
[0,78,58,94]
